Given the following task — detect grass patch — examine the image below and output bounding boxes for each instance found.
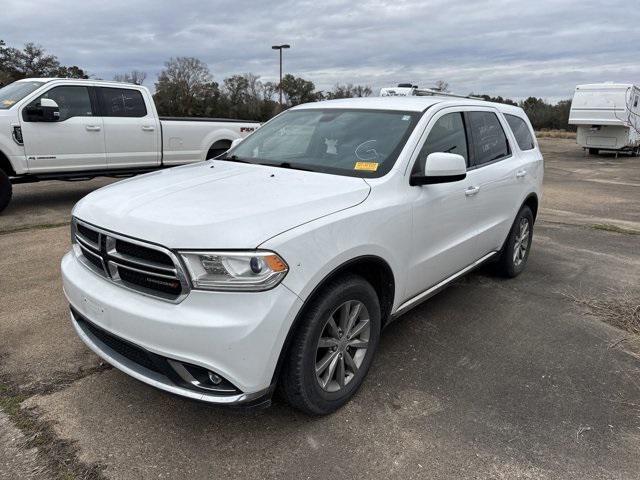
[0,221,70,236]
[591,223,640,235]
[561,290,640,336]
[536,129,577,139]
[0,376,106,480]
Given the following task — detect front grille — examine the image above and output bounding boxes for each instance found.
[118,266,183,296]
[115,239,174,266]
[72,219,189,302]
[77,223,99,245]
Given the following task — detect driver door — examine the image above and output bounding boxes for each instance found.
[405,109,481,300]
[20,85,106,172]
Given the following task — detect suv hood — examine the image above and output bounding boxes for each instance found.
[73,161,370,249]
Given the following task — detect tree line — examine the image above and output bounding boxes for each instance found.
[1,39,573,129]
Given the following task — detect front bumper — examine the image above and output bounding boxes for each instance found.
[61,251,303,404]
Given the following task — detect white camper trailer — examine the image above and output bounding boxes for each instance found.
[569,83,640,155]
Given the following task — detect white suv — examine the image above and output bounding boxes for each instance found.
[61,95,542,415]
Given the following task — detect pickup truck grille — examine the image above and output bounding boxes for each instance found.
[72,218,190,302]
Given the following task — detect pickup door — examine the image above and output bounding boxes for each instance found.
[20,85,107,172]
[98,87,161,168]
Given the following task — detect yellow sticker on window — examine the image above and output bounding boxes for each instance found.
[354,162,379,171]
[2,100,16,107]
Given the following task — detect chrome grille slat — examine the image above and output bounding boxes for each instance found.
[71,218,190,303]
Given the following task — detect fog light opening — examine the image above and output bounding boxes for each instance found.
[208,371,223,385]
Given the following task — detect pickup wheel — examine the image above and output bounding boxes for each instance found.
[495,206,534,278]
[280,275,381,415]
[0,169,12,214]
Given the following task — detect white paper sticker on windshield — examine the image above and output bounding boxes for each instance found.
[325,138,338,155]
[402,115,411,121]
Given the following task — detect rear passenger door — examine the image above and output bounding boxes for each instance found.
[98,87,160,168]
[464,108,522,251]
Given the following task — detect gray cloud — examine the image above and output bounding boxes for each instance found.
[2,0,639,101]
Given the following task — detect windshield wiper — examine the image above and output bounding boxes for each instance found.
[217,154,254,164]
[260,161,316,172]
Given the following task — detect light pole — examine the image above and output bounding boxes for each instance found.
[271,44,290,106]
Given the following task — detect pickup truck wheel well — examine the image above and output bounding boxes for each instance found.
[0,150,16,176]
[207,140,232,159]
[271,256,395,387]
[522,193,538,223]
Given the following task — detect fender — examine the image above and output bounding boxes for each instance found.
[199,128,241,161]
[269,254,396,386]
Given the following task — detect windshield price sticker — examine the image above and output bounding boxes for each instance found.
[354,162,379,171]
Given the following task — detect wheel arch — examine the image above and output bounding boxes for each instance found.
[521,192,539,223]
[206,139,233,159]
[0,149,16,176]
[271,255,396,386]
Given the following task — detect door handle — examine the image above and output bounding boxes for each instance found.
[141,125,155,131]
[465,186,480,197]
[85,125,101,131]
[516,169,527,178]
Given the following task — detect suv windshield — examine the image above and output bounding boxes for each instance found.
[0,81,46,109]
[225,108,420,177]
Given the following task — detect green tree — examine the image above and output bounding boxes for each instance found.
[280,74,320,106]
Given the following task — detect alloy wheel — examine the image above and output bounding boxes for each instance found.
[512,217,530,267]
[315,300,370,392]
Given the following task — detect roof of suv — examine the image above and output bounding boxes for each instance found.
[292,95,524,114]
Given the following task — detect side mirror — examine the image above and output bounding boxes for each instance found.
[410,152,467,186]
[40,98,60,121]
[24,98,60,122]
[230,138,243,149]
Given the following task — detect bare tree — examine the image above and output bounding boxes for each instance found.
[326,83,373,99]
[113,70,147,85]
[433,80,449,92]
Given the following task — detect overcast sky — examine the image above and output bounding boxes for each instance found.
[2,0,639,102]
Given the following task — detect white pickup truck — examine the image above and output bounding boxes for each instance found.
[0,78,260,213]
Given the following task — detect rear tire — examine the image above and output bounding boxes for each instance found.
[280,275,381,415]
[0,169,12,214]
[495,206,534,278]
[588,148,599,155]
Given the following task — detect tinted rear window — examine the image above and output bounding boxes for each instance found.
[468,111,510,166]
[505,114,535,151]
[100,88,147,117]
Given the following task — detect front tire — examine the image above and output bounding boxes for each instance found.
[495,206,534,278]
[0,169,12,214]
[280,275,381,415]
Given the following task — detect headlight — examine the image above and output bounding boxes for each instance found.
[179,251,288,291]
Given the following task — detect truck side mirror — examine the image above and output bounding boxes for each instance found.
[24,98,60,122]
[410,152,467,186]
[230,138,242,149]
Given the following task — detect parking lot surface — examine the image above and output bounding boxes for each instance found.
[1,139,639,479]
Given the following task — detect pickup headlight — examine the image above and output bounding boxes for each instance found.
[179,251,288,291]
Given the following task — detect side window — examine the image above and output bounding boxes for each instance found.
[32,86,93,121]
[505,114,535,151]
[412,112,468,174]
[468,111,510,166]
[100,88,147,117]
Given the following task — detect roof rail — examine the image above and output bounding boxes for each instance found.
[413,88,483,100]
[379,84,483,100]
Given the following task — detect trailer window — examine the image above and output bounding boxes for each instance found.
[505,114,535,151]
